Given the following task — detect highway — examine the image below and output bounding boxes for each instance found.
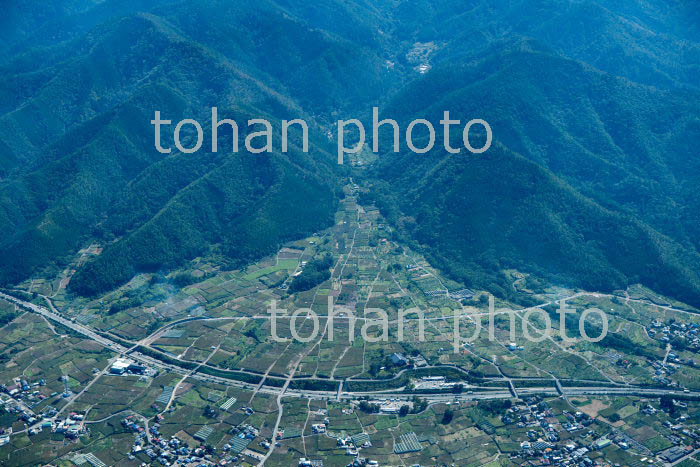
[2,291,700,405]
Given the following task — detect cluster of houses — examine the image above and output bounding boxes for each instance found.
[659,445,696,463]
[0,376,63,406]
[660,417,700,443]
[311,422,327,434]
[0,372,93,441]
[649,360,681,387]
[648,320,700,351]
[496,394,700,466]
[498,398,640,466]
[52,413,88,438]
[337,432,372,457]
[0,375,94,443]
[2,377,45,397]
[0,394,35,424]
[638,319,700,387]
[117,402,283,466]
[115,401,380,466]
[122,415,216,466]
[644,409,700,463]
[19,409,86,440]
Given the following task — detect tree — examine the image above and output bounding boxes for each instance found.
[411,397,428,414]
[288,255,333,293]
[399,405,410,417]
[359,401,379,414]
[660,396,677,416]
[203,405,217,418]
[478,399,512,415]
[441,409,454,425]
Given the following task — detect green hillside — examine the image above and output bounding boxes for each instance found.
[0,0,699,306]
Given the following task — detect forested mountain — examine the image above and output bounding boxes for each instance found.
[368,41,700,303]
[1,0,699,304]
[361,1,700,305]
[0,2,373,294]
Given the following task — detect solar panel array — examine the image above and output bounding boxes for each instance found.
[230,437,252,454]
[351,432,371,446]
[220,397,237,410]
[162,329,184,338]
[156,386,175,404]
[195,425,215,441]
[84,453,107,467]
[394,432,422,454]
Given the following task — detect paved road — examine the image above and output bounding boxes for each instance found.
[2,291,699,405]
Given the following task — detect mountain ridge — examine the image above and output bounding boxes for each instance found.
[1,0,699,306]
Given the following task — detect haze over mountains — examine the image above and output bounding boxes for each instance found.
[1,0,699,305]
